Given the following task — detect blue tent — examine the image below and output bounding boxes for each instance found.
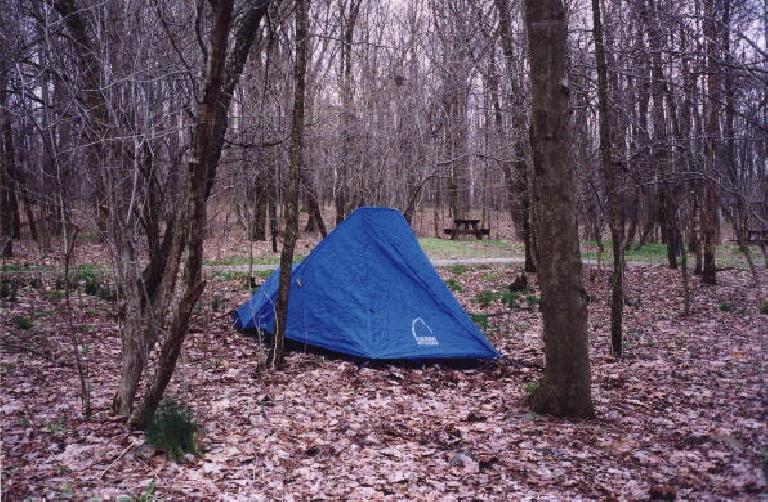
[233,207,498,360]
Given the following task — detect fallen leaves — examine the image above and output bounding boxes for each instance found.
[1,259,766,499]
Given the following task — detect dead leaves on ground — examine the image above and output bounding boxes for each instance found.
[1,259,766,499]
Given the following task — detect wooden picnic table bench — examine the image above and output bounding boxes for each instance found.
[443,219,490,240]
[730,229,768,246]
[746,229,768,245]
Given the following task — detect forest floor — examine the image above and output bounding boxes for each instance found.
[1,238,767,500]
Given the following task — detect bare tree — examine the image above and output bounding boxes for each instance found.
[525,0,594,418]
[273,0,308,367]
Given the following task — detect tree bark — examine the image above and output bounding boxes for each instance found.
[127,0,271,426]
[1,72,15,257]
[591,0,624,356]
[701,0,719,285]
[524,0,594,418]
[494,0,536,271]
[273,0,308,367]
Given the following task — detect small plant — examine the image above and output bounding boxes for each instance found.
[735,307,747,316]
[12,315,33,330]
[96,285,118,301]
[475,290,497,307]
[145,400,198,461]
[0,280,17,301]
[210,295,224,312]
[474,290,519,307]
[525,294,539,309]
[501,291,519,307]
[760,302,768,315]
[524,381,539,395]
[719,302,732,312]
[117,480,158,502]
[450,264,467,275]
[44,290,66,301]
[84,277,100,296]
[45,418,68,433]
[470,313,489,330]
[445,278,463,292]
[59,481,75,499]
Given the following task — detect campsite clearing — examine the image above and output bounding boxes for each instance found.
[2,261,765,499]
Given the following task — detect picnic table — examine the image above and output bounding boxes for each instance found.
[746,229,768,245]
[730,229,768,246]
[443,219,490,240]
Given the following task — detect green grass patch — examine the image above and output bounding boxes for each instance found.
[470,313,489,330]
[417,238,519,259]
[449,264,467,275]
[474,289,520,308]
[205,254,304,267]
[445,278,464,292]
[761,302,768,316]
[582,241,749,268]
[0,263,55,273]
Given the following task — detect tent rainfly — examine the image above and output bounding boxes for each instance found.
[232,207,499,361]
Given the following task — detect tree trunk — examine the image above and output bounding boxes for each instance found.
[250,176,268,241]
[592,0,624,355]
[273,0,308,367]
[300,169,327,237]
[524,0,594,418]
[701,0,719,285]
[1,74,15,257]
[128,0,269,428]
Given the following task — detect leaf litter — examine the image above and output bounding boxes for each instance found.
[1,260,766,499]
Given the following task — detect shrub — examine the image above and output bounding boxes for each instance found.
[719,302,732,312]
[760,302,768,315]
[12,315,33,330]
[145,400,198,461]
[445,278,463,292]
[84,277,100,296]
[0,280,17,301]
